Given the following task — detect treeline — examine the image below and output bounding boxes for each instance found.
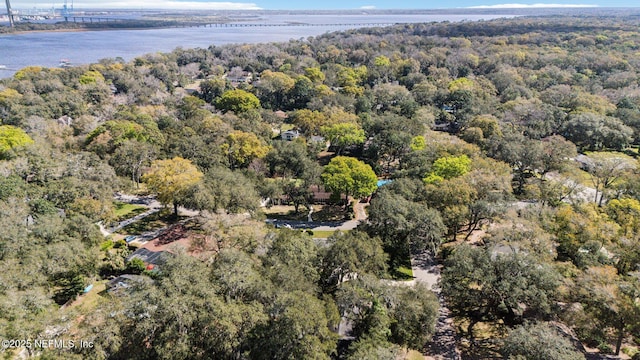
[0,14,639,359]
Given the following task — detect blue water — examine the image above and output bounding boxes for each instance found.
[0,14,512,78]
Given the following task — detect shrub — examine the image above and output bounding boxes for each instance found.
[100,240,114,251]
[126,258,146,274]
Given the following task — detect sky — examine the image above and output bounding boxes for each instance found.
[9,0,639,10]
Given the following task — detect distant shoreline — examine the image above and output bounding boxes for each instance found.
[0,26,175,35]
[2,6,640,36]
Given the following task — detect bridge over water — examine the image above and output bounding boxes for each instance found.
[61,16,401,29]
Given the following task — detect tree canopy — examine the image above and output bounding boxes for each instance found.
[321,156,378,205]
[142,157,204,216]
[0,124,33,158]
[216,89,261,113]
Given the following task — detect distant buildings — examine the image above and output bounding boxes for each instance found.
[224,71,253,85]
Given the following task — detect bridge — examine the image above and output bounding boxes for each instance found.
[61,16,400,29]
[4,0,13,27]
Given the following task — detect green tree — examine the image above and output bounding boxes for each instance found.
[211,248,269,302]
[423,154,472,184]
[290,75,315,109]
[265,139,317,179]
[539,135,577,177]
[85,120,162,157]
[142,157,204,217]
[390,283,439,349]
[304,67,325,83]
[322,156,378,207]
[110,139,158,188]
[53,273,85,305]
[321,122,365,155]
[262,229,321,293]
[366,189,445,265]
[424,176,476,239]
[216,89,261,113]
[489,132,544,195]
[125,257,146,274]
[606,198,640,237]
[320,231,388,292]
[467,114,502,139]
[78,70,105,85]
[177,95,206,120]
[410,135,426,151]
[561,112,633,151]
[336,65,367,96]
[113,253,266,360]
[249,291,338,360]
[256,70,295,109]
[441,244,560,339]
[501,322,586,360]
[337,276,395,341]
[198,76,228,103]
[187,167,261,214]
[365,113,423,173]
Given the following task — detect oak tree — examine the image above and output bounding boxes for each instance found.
[142,157,203,216]
[322,156,377,207]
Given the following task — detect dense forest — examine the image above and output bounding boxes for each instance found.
[1,14,640,360]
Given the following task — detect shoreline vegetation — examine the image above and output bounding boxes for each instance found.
[1,7,639,35]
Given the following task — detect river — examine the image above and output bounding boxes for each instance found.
[0,13,512,79]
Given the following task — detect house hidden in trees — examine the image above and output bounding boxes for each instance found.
[106,274,152,294]
[274,110,288,120]
[281,130,300,141]
[126,248,171,271]
[224,71,253,85]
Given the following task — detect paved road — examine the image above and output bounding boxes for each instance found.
[411,252,462,360]
[108,208,161,234]
[98,193,200,238]
[100,193,199,237]
[98,194,163,236]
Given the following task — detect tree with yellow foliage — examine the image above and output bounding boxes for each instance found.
[142,157,203,217]
[221,130,270,169]
[0,125,33,159]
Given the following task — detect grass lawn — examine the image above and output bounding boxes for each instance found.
[385,263,414,281]
[117,208,182,235]
[280,123,295,132]
[384,248,415,280]
[394,265,414,279]
[113,202,148,221]
[63,280,108,313]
